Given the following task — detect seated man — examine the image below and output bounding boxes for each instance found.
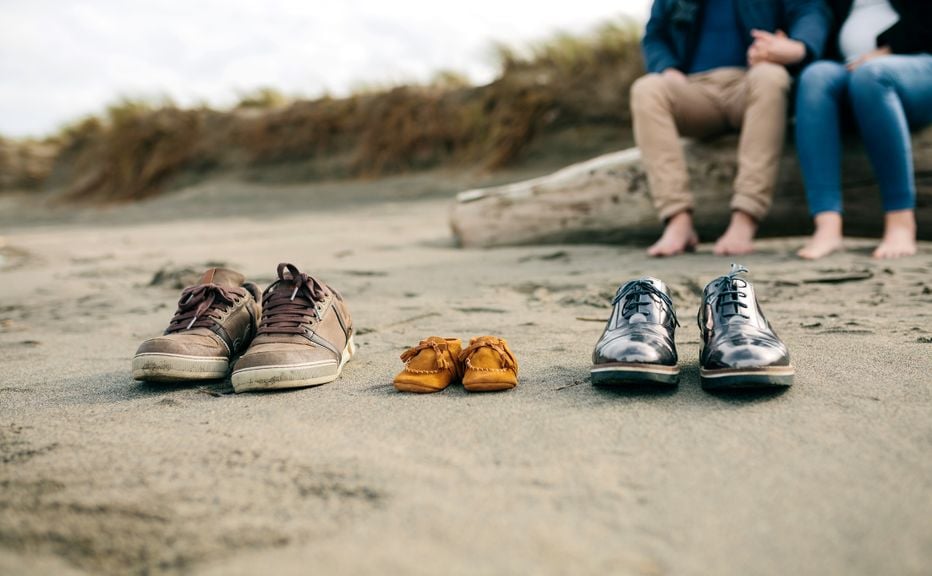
[632,0,831,256]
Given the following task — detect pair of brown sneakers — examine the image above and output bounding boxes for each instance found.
[132,263,354,393]
[393,336,519,393]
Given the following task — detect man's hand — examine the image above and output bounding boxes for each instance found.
[662,68,688,84]
[847,46,892,71]
[747,29,807,66]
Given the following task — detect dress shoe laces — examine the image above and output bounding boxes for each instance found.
[614,280,680,327]
[258,263,328,336]
[166,283,243,333]
[711,264,750,320]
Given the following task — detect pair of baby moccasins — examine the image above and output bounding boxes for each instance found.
[393,336,518,393]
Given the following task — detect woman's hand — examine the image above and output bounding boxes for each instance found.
[847,46,892,71]
[662,68,688,84]
[747,29,807,66]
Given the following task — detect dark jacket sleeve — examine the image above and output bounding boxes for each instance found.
[641,0,681,73]
[783,0,833,66]
[877,1,932,54]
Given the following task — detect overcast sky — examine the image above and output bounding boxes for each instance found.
[0,1,649,138]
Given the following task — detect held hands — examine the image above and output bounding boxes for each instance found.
[847,46,892,71]
[747,29,806,66]
[662,68,688,84]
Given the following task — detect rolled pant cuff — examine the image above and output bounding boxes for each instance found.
[730,194,769,221]
[657,201,694,223]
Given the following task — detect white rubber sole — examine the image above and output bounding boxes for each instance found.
[231,336,355,393]
[132,353,229,382]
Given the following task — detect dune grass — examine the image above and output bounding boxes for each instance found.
[5,18,645,202]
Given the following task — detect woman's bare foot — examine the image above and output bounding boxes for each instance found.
[798,212,844,260]
[873,210,917,259]
[714,211,757,256]
[647,212,699,257]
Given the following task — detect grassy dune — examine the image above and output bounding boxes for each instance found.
[1,19,644,202]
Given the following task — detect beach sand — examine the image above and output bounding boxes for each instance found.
[1,173,930,575]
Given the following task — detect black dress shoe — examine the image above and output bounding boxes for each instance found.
[591,277,679,386]
[698,264,794,389]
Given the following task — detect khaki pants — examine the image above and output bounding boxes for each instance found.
[630,64,791,222]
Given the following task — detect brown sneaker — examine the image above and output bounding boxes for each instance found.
[132,268,261,382]
[460,336,519,392]
[393,337,463,393]
[231,263,354,393]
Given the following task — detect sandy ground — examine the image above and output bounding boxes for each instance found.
[1,175,931,575]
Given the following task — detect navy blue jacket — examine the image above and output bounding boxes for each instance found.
[642,0,833,74]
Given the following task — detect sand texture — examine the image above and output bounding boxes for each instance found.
[1,175,931,575]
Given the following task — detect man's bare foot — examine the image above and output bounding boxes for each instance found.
[798,212,844,260]
[647,212,699,257]
[714,211,757,256]
[873,210,917,259]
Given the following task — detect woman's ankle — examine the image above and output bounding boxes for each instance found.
[812,211,843,237]
[883,209,916,234]
[874,210,917,259]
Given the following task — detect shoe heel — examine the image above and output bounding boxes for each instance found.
[338,334,355,370]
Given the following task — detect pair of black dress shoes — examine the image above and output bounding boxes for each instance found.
[591,265,794,390]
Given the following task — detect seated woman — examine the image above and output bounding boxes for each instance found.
[795,0,931,259]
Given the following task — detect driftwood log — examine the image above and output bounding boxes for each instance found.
[450,127,932,247]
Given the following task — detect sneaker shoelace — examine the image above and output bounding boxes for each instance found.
[614,280,680,327]
[401,339,459,375]
[257,263,329,337]
[711,264,750,320]
[458,337,517,371]
[166,283,244,333]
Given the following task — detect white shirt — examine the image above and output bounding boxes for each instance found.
[839,0,900,62]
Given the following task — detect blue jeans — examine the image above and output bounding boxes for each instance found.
[795,55,932,215]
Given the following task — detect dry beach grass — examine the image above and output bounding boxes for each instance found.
[1,20,643,203]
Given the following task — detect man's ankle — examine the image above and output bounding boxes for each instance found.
[729,210,758,231]
[665,210,694,229]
